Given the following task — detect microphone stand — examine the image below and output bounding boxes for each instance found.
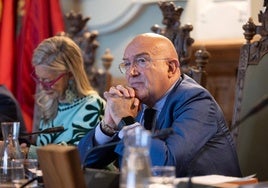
[20,126,65,137]
[231,95,268,132]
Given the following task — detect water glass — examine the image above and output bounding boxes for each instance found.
[17,159,39,187]
[22,159,39,179]
[11,159,26,183]
[145,166,176,188]
[120,126,152,188]
[0,159,25,187]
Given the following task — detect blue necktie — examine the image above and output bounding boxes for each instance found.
[143,108,156,130]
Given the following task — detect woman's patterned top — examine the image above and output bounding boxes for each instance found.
[36,93,105,146]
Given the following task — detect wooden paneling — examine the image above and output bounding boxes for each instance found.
[192,39,244,125]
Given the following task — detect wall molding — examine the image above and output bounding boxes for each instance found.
[84,0,183,34]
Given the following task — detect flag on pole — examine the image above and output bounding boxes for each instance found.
[0,0,17,92]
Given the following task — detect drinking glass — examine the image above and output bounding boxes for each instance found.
[120,126,152,188]
[22,159,38,178]
[10,159,25,184]
[13,159,39,187]
[145,166,176,188]
[0,122,24,186]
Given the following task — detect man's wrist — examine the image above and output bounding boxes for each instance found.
[100,116,136,137]
[100,120,117,137]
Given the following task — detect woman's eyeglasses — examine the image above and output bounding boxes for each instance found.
[31,71,69,90]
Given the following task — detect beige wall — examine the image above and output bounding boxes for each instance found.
[60,0,262,81]
[60,0,184,80]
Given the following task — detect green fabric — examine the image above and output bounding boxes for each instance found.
[36,93,105,146]
[237,53,268,181]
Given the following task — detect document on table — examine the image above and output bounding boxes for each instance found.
[175,174,257,186]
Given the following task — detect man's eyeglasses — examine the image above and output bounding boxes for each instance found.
[118,55,169,74]
[31,71,69,90]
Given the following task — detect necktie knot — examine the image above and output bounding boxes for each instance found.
[143,108,157,130]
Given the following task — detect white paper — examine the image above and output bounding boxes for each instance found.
[175,174,256,185]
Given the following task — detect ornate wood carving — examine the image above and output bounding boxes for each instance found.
[151,1,210,87]
[58,11,113,95]
[231,0,268,138]
[190,47,210,86]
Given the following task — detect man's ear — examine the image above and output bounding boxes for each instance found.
[167,59,179,77]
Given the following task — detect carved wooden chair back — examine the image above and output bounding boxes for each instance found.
[151,1,210,87]
[58,11,113,96]
[230,0,268,181]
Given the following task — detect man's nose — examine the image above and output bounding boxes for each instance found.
[128,63,139,75]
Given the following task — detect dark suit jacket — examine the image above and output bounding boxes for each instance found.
[0,85,28,143]
[78,75,242,177]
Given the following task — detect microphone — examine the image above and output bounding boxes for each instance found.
[82,127,174,169]
[231,95,268,131]
[20,126,65,137]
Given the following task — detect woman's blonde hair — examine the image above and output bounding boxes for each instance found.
[32,36,95,123]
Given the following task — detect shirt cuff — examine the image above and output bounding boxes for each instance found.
[95,123,114,145]
[117,122,141,139]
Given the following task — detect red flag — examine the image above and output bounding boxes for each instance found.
[0,0,17,92]
[16,0,64,132]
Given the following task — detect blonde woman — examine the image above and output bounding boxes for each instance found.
[30,36,105,151]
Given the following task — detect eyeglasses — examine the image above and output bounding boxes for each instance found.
[118,55,169,74]
[31,71,69,90]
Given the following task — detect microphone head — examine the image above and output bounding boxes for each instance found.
[42,126,65,133]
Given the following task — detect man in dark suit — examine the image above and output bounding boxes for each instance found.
[0,85,29,144]
[78,33,242,177]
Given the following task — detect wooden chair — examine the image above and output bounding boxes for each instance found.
[230,0,268,181]
[58,11,113,96]
[151,1,210,87]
